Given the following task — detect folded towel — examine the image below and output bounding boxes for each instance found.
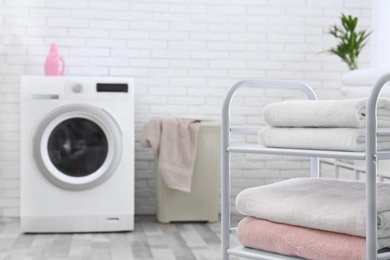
[141,118,200,193]
[258,127,390,151]
[341,67,390,86]
[237,217,367,259]
[341,86,390,98]
[236,177,390,243]
[263,98,390,128]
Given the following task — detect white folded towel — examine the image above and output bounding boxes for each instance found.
[235,177,390,246]
[263,98,390,128]
[258,127,390,151]
[341,67,390,86]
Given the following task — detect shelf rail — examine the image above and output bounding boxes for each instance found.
[221,79,318,260]
[366,73,390,259]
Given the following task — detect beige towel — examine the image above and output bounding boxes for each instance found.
[141,118,200,192]
[236,177,390,241]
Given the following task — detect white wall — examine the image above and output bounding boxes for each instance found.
[0,0,371,216]
[371,0,390,67]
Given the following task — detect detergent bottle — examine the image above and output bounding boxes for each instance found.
[44,43,65,76]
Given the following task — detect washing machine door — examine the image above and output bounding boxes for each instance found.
[34,104,122,191]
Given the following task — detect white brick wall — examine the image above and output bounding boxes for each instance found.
[0,0,371,216]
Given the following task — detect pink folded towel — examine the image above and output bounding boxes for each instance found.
[141,118,200,192]
[237,216,366,260]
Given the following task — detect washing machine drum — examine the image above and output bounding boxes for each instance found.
[34,104,122,191]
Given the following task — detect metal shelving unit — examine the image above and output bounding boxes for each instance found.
[221,76,390,260]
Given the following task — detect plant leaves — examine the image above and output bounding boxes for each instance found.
[323,13,371,70]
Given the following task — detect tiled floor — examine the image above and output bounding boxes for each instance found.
[0,215,244,260]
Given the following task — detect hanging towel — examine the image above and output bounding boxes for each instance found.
[236,177,390,241]
[258,127,390,151]
[237,217,367,259]
[141,118,200,193]
[263,98,390,128]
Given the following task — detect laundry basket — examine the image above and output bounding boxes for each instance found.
[155,121,220,223]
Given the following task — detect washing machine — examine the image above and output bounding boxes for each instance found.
[20,76,134,233]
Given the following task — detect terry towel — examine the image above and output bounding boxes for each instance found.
[263,98,390,128]
[141,118,200,193]
[237,217,366,259]
[236,177,390,245]
[258,127,390,151]
[341,67,390,86]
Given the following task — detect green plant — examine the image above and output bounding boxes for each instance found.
[325,14,371,70]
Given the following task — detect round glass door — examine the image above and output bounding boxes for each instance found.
[48,118,108,177]
[34,104,122,191]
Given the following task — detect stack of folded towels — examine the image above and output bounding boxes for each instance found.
[258,98,390,151]
[236,177,390,259]
[235,98,390,259]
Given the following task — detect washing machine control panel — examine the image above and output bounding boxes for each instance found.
[24,77,134,101]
